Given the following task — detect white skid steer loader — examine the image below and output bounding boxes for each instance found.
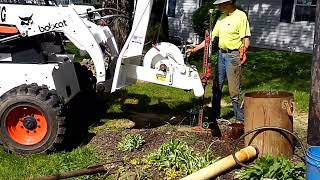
[0,0,204,154]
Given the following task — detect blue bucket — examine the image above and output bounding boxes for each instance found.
[307,146,320,179]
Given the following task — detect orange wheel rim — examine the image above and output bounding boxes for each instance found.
[5,105,48,145]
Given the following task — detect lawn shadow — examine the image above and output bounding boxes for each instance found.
[122,91,200,129]
[95,88,212,128]
[61,91,109,151]
[96,88,225,138]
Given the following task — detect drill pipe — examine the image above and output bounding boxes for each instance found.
[181,146,258,180]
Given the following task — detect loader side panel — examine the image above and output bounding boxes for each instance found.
[0,62,80,103]
[0,64,57,96]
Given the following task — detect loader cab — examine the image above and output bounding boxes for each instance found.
[0,32,66,64]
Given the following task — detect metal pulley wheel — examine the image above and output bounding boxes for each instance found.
[143,42,185,71]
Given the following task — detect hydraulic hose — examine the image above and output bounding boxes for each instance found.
[231,126,307,167]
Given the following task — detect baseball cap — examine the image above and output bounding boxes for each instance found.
[213,0,231,5]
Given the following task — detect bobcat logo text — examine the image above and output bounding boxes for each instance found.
[38,20,67,32]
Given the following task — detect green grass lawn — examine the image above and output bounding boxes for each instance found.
[189,48,311,113]
[0,48,312,179]
[0,147,101,179]
[242,49,311,112]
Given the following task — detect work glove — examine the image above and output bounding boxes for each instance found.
[239,47,247,65]
[186,48,194,58]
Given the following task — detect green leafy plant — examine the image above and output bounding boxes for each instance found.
[117,134,145,152]
[148,139,218,177]
[235,155,306,180]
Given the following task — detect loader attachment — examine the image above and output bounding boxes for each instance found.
[110,0,204,97]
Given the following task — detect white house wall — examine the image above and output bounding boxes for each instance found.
[168,0,200,43]
[73,0,101,5]
[239,0,315,53]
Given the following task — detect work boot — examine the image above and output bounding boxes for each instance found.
[235,120,244,124]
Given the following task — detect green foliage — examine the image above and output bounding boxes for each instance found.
[192,3,221,36]
[117,134,145,152]
[0,146,100,179]
[148,139,218,176]
[235,155,306,180]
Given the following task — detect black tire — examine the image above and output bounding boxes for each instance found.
[74,62,97,93]
[0,84,66,154]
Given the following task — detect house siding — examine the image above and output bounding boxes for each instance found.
[238,0,315,53]
[168,0,200,43]
[73,0,101,5]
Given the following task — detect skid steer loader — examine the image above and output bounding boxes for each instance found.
[0,0,204,154]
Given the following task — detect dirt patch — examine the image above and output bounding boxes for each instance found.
[130,112,172,129]
[87,112,308,179]
[90,129,186,161]
[89,126,244,179]
[293,112,308,145]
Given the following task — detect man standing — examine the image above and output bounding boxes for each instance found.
[188,0,251,123]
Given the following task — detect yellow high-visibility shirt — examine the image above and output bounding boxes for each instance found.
[212,9,251,50]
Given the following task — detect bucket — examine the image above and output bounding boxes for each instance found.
[307,146,320,179]
[223,123,244,140]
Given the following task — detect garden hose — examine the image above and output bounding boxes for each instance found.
[231,126,307,168]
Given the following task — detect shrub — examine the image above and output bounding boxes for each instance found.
[192,2,221,38]
[192,1,248,39]
[148,139,218,176]
[117,134,145,152]
[235,155,306,180]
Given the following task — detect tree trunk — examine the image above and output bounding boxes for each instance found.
[307,0,320,146]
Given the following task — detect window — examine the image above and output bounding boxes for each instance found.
[294,0,316,22]
[167,0,176,17]
[280,0,316,23]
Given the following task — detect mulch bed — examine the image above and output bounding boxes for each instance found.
[89,126,245,180]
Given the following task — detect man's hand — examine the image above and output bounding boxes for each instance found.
[186,48,194,57]
[239,47,247,65]
[186,40,205,57]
